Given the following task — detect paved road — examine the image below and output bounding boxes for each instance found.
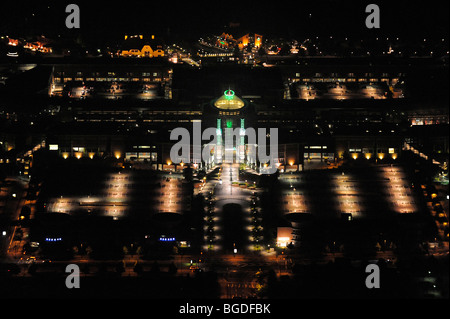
[0,178,28,260]
[200,164,273,297]
[210,164,258,253]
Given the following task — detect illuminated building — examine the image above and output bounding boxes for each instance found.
[49,63,170,97]
[7,37,19,46]
[254,34,262,48]
[120,35,165,58]
[24,41,52,53]
[3,57,447,175]
[212,90,247,164]
[215,32,263,50]
[214,89,245,110]
[216,32,235,49]
[276,227,293,247]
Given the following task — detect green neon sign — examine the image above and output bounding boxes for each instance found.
[224,90,235,100]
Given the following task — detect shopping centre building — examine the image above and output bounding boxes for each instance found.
[1,57,448,173]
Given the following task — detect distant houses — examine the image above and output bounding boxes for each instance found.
[5,36,53,54]
[119,34,165,58]
[215,32,263,50]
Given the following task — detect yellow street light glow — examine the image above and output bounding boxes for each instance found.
[277,237,291,248]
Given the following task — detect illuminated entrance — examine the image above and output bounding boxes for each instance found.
[213,90,247,164]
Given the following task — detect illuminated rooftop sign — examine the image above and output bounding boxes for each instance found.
[214,90,245,110]
[224,89,235,100]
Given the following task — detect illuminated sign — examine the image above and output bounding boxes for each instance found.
[179,241,190,248]
[224,90,235,100]
[159,237,175,242]
[45,237,62,242]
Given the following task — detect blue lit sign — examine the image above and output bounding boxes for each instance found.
[159,237,175,242]
[45,237,62,242]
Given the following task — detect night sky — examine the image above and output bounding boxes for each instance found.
[1,1,449,44]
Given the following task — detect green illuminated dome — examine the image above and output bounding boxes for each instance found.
[214,90,245,110]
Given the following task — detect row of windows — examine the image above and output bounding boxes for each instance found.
[295,78,393,83]
[56,72,164,77]
[295,72,401,78]
[54,77,164,83]
[349,148,397,153]
[219,111,241,116]
[77,111,202,116]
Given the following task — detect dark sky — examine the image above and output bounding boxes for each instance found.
[1,0,449,44]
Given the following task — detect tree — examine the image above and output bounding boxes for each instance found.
[0,168,6,182]
[151,261,160,273]
[20,205,31,219]
[116,262,125,274]
[278,44,291,56]
[183,165,193,182]
[233,46,242,60]
[257,46,266,56]
[168,262,178,275]
[28,263,38,275]
[134,262,143,275]
[85,245,93,256]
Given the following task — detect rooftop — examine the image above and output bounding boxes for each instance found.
[214,89,245,110]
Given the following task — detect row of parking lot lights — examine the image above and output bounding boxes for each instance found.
[249,193,262,250]
[205,193,219,250]
[61,152,122,159]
